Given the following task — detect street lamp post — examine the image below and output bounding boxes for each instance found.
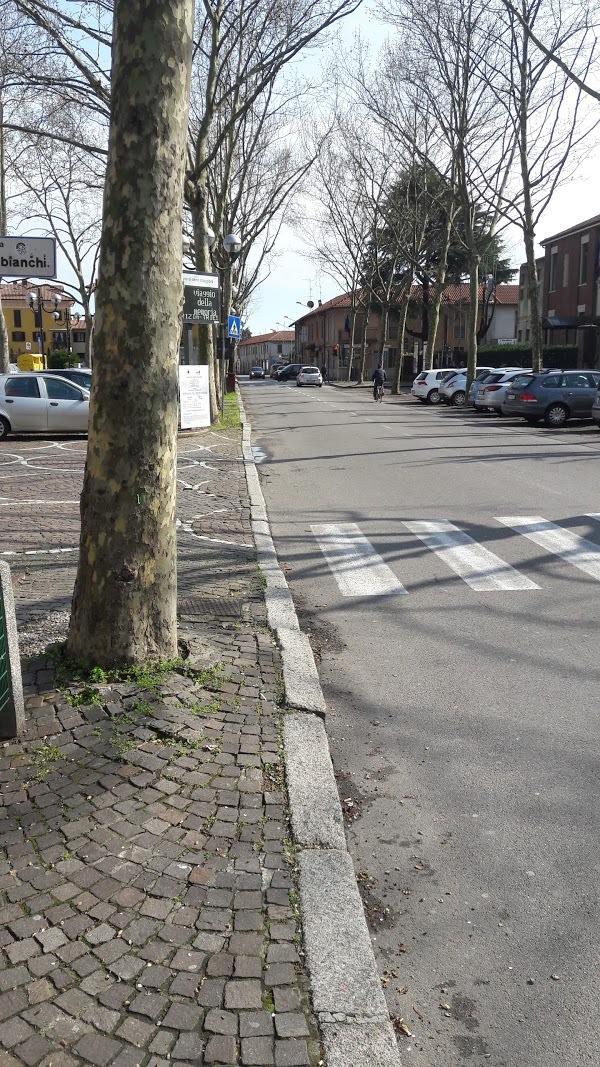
[27,287,61,367]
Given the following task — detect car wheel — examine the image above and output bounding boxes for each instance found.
[427,389,440,404]
[544,403,568,427]
[0,416,10,441]
[319,383,323,388]
[452,390,466,406]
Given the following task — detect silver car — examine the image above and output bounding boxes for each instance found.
[473,369,530,413]
[0,372,90,440]
[296,366,323,387]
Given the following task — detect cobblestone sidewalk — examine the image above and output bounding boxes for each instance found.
[0,424,323,1067]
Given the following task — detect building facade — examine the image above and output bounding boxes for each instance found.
[294,285,519,380]
[237,330,294,372]
[540,214,600,365]
[0,280,87,362]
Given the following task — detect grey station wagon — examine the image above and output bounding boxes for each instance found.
[502,370,600,427]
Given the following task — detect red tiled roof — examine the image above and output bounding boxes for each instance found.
[293,284,518,321]
[239,330,294,346]
[0,280,74,306]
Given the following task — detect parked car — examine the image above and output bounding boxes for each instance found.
[276,363,303,381]
[249,366,265,379]
[592,390,600,429]
[0,372,89,440]
[297,366,323,388]
[44,367,92,391]
[502,370,600,426]
[270,362,286,378]
[440,367,494,406]
[473,370,529,413]
[411,369,456,404]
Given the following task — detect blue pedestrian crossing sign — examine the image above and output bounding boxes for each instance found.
[227,314,241,339]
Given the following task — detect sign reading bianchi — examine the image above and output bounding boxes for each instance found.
[0,236,57,278]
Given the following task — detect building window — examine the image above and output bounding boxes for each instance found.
[13,310,21,327]
[52,331,67,347]
[549,250,557,291]
[525,328,530,341]
[562,252,569,288]
[11,331,26,342]
[454,311,466,339]
[517,329,522,341]
[579,236,589,286]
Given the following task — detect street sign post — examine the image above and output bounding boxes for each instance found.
[182,272,220,324]
[227,314,241,339]
[0,236,56,278]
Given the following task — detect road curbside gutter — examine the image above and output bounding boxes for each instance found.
[237,386,402,1067]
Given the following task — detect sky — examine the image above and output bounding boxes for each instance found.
[246,3,600,336]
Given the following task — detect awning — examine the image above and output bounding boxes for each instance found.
[543,316,580,328]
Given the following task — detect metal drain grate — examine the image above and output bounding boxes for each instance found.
[178,596,244,617]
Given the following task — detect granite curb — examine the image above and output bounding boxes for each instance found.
[237,386,402,1067]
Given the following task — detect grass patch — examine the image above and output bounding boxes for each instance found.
[215,391,241,431]
[31,744,63,781]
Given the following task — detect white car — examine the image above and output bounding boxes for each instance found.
[9,363,20,373]
[440,367,495,406]
[411,369,455,404]
[0,372,90,440]
[297,366,323,387]
[473,369,531,413]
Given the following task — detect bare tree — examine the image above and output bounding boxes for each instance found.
[67,0,194,666]
[483,0,596,371]
[12,135,103,366]
[503,0,600,103]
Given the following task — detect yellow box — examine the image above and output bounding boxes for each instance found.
[16,353,45,372]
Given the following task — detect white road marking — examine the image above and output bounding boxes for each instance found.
[496,516,600,581]
[311,522,407,596]
[0,499,79,506]
[1,547,78,557]
[403,519,539,591]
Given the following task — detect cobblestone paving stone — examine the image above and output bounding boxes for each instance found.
[0,424,322,1066]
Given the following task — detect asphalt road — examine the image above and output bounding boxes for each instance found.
[240,378,600,1067]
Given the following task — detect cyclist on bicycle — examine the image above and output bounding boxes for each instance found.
[372,363,386,400]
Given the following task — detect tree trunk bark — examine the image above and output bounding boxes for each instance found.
[427,212,453,369]
[83,307,94,368]
[466,254,480,394]
[347,304,357,382]
[191,197,219,422]
[0,99,9,376]
[358,309,369,384]
[377,305,389,367]
[518,15,544,374]
[68,0,194,667]
[392,288,410,394]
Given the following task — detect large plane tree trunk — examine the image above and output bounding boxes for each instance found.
[68,0,194,666]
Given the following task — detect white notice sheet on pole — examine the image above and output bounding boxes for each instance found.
[179,365,210,429]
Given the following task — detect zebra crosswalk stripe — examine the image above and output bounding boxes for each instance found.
[311,522,408,597]
[496,516,600,582]
[401,519,539,591]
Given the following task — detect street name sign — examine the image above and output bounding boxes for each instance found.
[0,236,56,278]
[183,272,220,325]
[228,314,241,339]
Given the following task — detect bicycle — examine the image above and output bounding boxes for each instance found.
[376,383,384,402]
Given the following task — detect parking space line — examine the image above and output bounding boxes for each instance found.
[311,522,407,597]
[403,519,539,591]
[496,516,600,581]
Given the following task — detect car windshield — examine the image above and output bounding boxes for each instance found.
[480,373,503,385]
[510,375,535,389]
[301,367,317,373]
[415,372,427,381]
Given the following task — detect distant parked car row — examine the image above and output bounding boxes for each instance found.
[411,367,600,428]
